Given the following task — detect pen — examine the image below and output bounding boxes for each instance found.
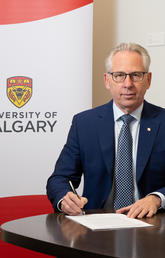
[69,180,85,215]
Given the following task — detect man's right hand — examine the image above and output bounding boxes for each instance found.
[61,191,88,215]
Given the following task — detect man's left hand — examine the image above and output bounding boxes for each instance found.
[116,195,161,218]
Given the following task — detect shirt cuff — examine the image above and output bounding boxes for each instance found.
[149,192,165,209]
[57,198,63,212]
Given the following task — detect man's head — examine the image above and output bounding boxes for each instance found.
[104,43,152,114]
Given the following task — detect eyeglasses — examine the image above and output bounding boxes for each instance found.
[108,71,148,83]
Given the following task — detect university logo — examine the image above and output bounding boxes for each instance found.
[7,76,32,108]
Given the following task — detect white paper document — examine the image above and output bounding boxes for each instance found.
[66,213,153,230]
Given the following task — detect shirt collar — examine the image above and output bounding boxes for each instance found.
[113,102,143,122]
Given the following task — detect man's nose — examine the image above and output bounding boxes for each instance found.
[123,74,133,87]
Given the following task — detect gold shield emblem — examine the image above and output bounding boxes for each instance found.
[7,76,32,108]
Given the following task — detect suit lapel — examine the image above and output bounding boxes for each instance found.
[96,100,160,184]
[136,101,160,182]
[96,101,115,175]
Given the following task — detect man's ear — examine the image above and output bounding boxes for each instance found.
[104,73,110,90]
[147,72,152,89]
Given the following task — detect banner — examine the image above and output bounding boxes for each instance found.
[0,0,93,196]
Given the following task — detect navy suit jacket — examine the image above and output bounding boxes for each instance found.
[47,100,165,211]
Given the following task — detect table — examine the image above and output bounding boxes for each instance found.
[1,209,165,258]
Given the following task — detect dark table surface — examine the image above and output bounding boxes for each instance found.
[1,209,165,258]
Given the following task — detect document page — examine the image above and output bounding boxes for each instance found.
[66,213,153,230]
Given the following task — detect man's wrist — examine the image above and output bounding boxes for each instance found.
[148,192,165,209]
[150,194,161,208]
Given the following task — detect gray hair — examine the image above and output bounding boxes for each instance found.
[105,42,151,72]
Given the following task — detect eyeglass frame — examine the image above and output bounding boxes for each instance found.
[107,71,148,83]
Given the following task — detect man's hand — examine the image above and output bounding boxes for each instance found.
[116,195,161,218]
[61,191,88,215]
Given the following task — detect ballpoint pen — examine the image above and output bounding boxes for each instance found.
[69,180,85,215]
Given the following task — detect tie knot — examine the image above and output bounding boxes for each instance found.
[120,114,134,125]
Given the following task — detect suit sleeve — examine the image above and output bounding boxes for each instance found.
[46,115,83,211]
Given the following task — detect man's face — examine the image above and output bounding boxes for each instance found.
[104,51,152,113]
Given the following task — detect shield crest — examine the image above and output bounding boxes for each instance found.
[7,76,32,108]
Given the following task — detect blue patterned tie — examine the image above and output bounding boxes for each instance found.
[114,114,134,210]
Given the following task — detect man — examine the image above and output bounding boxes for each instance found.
[47,42,165,218]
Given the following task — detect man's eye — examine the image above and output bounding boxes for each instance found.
[115,73,125,77]
[132,72,140,77]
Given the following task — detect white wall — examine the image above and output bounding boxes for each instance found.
[116,0,165,107]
